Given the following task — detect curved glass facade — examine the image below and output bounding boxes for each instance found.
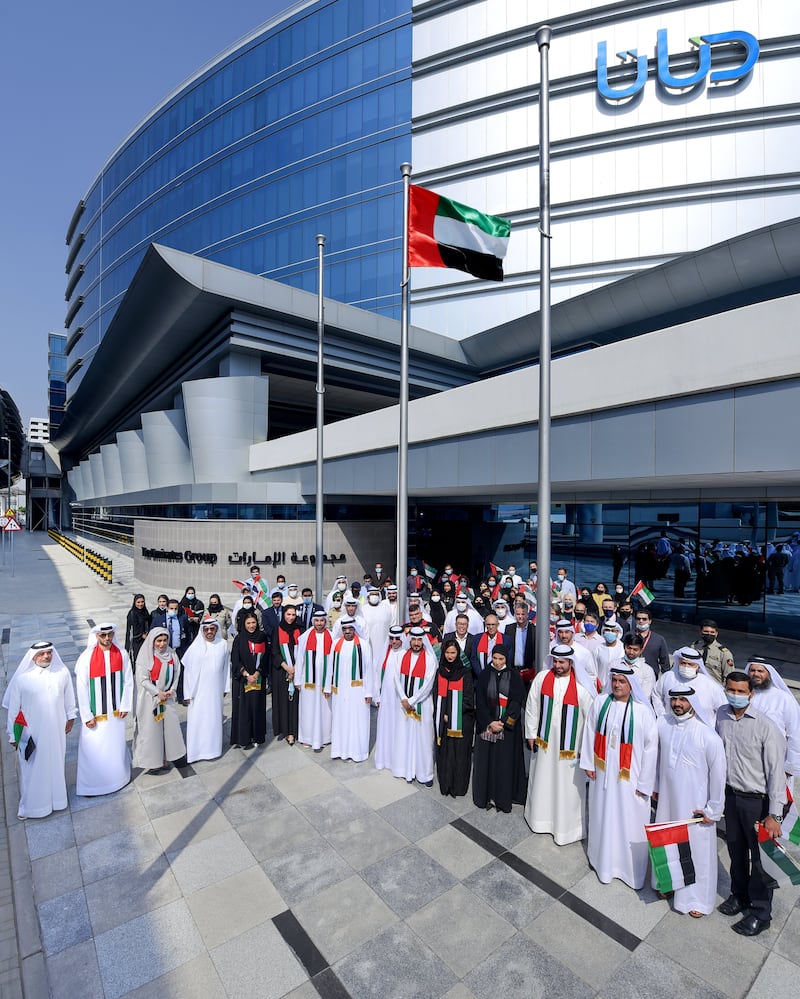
[65,0,412,394]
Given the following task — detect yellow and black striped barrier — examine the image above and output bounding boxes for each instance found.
[48,530,113,584]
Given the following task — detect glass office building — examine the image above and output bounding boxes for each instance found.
[47,333,67,437]
[64,0,412,393]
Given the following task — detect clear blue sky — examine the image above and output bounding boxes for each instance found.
[0,0,289,426]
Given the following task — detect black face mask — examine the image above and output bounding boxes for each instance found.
[574,611,585,621]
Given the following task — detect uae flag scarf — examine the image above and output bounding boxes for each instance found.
[535,669,580,760]
[400,650,427,720]
[150,653,176,722]
[88,644,125,721]
[278,627,301,669]
[475,632,502,670]
[594,695,635,780]
[332,635,363,693]
[435,669,465,743]
[303,629,333,688]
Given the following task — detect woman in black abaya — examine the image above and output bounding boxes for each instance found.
[433,639,475,797]
[271,605,301,745]
[230,612,268,748]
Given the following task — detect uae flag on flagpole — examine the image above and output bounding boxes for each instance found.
[409,185,511,282]
[757,823,800,885]
[645,820,697,894]
[630,580,655,606]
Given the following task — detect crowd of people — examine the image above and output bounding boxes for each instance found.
[4,558,799,940]
[633,532,800,603]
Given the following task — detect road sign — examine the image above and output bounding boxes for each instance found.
[3,517,21,532]
[4,509,13,518]
[0,517,7,528]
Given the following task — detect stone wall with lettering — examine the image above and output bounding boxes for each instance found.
[134,519,395,599]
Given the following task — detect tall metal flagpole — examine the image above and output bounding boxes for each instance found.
[535,26,553,675]
[315,234,326,603]
[397,163,412,621]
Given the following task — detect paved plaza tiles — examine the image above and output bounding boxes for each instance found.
[1,532,799,998]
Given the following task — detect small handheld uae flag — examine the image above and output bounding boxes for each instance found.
[630,581,654,606]
[13,711,36,761]
[409,185,510,282]
[784,786,800,846]
[757,822,800,885]
[645,820,697,894]
[422,561,438,583]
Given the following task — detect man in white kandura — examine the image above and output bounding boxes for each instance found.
[374,626,407,772]
[580,665,658,888]
[295,610,333,750]
[524,644,595,844]
[746,657,800,779]
[75,624,133,796]
[387,626,438,785]
[653,646,726,720]
[324,616,374,762]
[6,641,77,819]
[653,685,726,917]
[361,585,392,661]
[182,615,230,763]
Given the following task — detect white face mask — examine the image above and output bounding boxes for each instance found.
[678,664,699,680]
[368,594,381,605]
[496,607,507,618]
[673,707,694,723]
[456,602,467,612]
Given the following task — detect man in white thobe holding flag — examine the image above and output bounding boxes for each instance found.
[6,641,77,818]
[524,645,594,844]
[75,624,133,796]
[652,686,726,916]
[580,665,659,889]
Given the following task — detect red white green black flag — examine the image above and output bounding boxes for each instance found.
[408,185,511,282]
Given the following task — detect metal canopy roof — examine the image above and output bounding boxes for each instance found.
[461,216,800,373]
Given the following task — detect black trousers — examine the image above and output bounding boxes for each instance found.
[724,787,772,921]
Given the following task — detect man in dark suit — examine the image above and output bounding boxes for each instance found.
[442,613,477,660]
[503,601,536,684]
[261,590,284,638]
[297,587,325,631]
[634,608,670,675]
[160,598,191,702]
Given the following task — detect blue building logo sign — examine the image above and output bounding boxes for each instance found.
[597,28,759,101]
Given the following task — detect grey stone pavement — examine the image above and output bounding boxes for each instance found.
[0,531,799,999]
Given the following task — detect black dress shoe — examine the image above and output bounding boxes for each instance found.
[732,914,771,937]
[718,895,747,916]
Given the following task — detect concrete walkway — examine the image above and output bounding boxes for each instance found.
[1,531,799,998]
